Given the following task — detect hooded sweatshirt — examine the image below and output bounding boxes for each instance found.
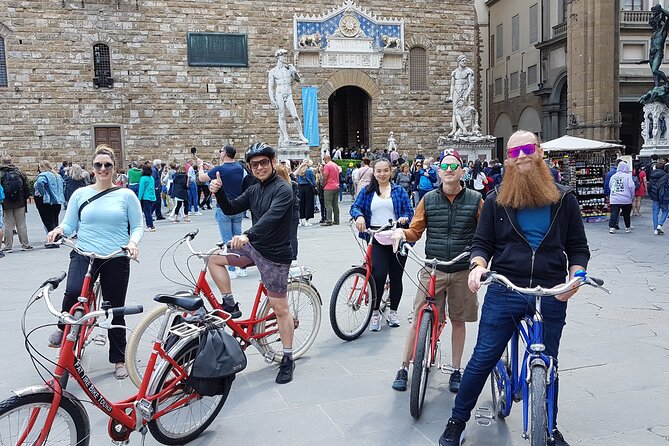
[609,161,634,205]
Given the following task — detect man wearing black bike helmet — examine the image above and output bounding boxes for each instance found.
[209,142,297,384]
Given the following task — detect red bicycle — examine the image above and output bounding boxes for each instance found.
[51,237,129,358]
[329,220,393,341]
[0,272,232,445]
[125,230,322,387]
[397,242,470,419]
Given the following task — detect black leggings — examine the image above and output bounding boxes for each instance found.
[35,196,61,232]
[174,199,189,216]
[60,252,130,364]
[370,239,407,311]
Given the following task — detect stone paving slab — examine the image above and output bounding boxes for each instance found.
[0,200,668,445]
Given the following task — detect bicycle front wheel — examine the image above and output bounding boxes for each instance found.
[0,393,90,446]
[329,267,375,341]
[254,280,322,362]
[410,312,433,419]
[125,304,171,388]
[529,365,548,446]
[148,338,229,445]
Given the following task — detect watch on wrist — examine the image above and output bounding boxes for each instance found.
[469,261,482,272]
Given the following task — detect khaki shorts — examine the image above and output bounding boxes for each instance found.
[412,269,478,322]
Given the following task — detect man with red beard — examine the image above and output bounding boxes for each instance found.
[439,130,590,446]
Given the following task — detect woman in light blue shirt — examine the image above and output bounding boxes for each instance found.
[47,145,143,380]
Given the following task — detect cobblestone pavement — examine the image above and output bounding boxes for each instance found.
[1,200,668,445]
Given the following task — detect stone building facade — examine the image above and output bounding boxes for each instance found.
[0,0,476,171]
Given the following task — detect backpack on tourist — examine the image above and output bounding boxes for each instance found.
[632,171,641,191]
[0,169,25,203]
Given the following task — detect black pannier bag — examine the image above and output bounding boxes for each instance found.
[186,326,247,396]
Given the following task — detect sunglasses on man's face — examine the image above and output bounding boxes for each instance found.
[507,143,538,158]
[93,162,114,170]
[250,158,271,170]
[440,163,460,171]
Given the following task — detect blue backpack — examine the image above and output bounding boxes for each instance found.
[0,182,4,202]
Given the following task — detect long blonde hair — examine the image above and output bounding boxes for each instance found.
[275,164,292,184]
[38,160,59,176]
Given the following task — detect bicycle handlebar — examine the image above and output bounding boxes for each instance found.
[57,236,130,260]
[399,243,470,267]
[39,275,144,326]
[480,270,609,296]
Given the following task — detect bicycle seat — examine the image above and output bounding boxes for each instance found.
[153,293,204,311]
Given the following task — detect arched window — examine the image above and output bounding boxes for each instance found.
[410,46,427,91]
[0,36,7,88]
[93,43,113,88]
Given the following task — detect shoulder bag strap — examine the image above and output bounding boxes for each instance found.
[78,186,122,220]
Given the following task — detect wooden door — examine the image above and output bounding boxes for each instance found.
[94,127,123,163]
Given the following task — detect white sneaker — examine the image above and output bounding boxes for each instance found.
[657,225,665,235]
[236,268,248,278]
[387,311,400,328]
[193,211,203,216]
[369,312,381,332]
[654,229,660,235]
[304,220,313,226]
[609,228,616,234]
[228,268,238,279]
[625,226,633,233]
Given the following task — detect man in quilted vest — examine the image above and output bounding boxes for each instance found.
[390,149,483,394]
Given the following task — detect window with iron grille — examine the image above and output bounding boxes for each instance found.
[93,43,113,88]
[410,46,427,91]
[0,37,7,88]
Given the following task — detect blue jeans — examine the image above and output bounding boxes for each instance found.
[188,182,199,213]
[216,208,243,271]
[652,200,669,229]
[452,283,567,423]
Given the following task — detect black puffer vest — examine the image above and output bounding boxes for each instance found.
[424,187,481,272]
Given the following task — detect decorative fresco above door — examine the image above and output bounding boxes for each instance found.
[293,0,405,70]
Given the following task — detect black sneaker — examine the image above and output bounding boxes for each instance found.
[439,418,466,446]
[392,369,408,391]
[449,370,462,393]
[275,355,295,384]
[548,429,570,446]
[223,302,242,319]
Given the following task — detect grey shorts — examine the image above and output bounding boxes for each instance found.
[226,242,290,298]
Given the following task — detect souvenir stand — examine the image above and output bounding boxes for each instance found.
[542,136,624,222]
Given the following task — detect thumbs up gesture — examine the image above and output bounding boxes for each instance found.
[209,171,222,194]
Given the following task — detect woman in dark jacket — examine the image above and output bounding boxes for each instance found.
[171,165,190,223]
[648,160,669,234]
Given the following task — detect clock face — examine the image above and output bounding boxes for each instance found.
[339,15,361,37]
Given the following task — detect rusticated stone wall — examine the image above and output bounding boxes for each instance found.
[0,0,476,172]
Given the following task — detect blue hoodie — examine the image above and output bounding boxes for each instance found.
[604,165,617,196]
[609,162,634,205]
[35,171,65,205]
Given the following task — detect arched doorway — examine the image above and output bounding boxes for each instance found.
[328,86,371,150]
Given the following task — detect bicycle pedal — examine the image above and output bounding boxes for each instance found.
[93,334,107,346]
[264,350,276,364]
[475,407,493,426]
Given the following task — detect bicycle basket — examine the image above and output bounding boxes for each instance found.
[186,326,246,396]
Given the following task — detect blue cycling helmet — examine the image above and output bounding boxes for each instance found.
[245,142,276,163]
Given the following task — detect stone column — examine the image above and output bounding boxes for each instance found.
[567,0,621,142]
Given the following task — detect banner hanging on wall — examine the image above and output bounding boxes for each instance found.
[302,86,320,147]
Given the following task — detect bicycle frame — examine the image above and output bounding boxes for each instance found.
[411,269,446,368]
[28,307,194,445]
[498,296,557,438]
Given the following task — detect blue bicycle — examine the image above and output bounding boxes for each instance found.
[482,270,608,446]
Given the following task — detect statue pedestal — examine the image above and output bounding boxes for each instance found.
[639,101,669,158]
[438,136,496,163]
[277,141,311,162]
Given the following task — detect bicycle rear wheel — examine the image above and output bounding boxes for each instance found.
[410,312,432,419]
[529,365,548,446]
[254,280,322,362]
[329,267,375,341]
[0,393,89,446]
[148,338,229,444]
[126,304,172,388]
